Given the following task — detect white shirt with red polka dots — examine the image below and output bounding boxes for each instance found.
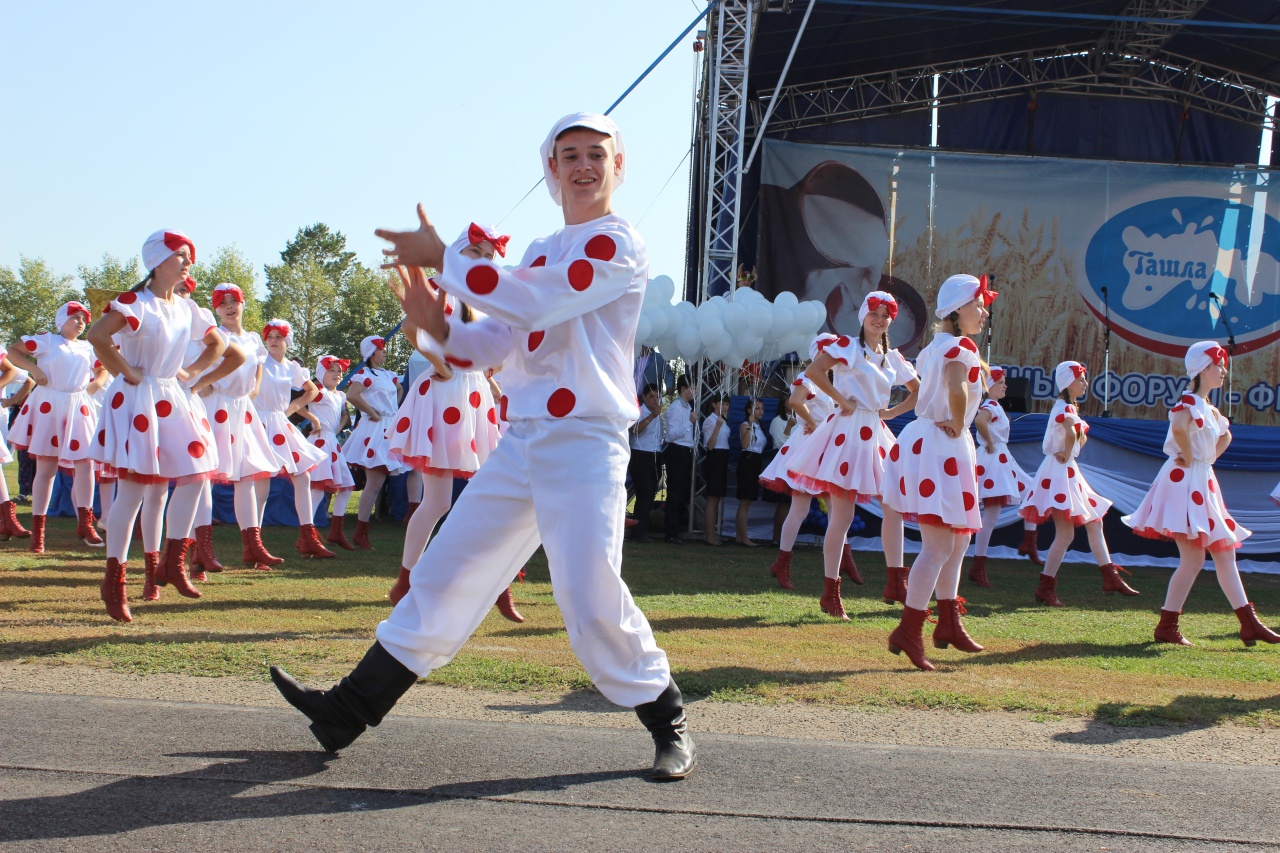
[8,332,99,468]
[433,214,646,424]
[254,355,326,477]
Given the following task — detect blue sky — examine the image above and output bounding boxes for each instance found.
[0,0,705,291]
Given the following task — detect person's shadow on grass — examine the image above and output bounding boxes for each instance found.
[1052,693,1280,745]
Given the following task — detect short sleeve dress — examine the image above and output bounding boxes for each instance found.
[9,333,98,470]
[205,329,279,483]
[974,399,1032,507]
[253,356,327,477]
[306,386,355,493]
[759,377,835,496]
[1018,399,1112,526]
[343,366,406,473]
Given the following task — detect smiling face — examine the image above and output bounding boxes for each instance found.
[988,376,1007,401]
[549,128,619,217]
[461,240,497,261]
[862,304,893,343]
[323,365,343,389]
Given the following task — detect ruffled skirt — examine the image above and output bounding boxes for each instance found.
[880,417,981,534]
[91,375,217,485]
[257,409,327,477]
[206,391,278,483]
[759,427,816,496]
[1122,458,1249,552]
[9,386,97,469]
[1018,455,1111,526]
[344,409,404,473]
[387,372,500,478]
[308,428,355,492]
[783,407,891,502]
[976,440,1031,507]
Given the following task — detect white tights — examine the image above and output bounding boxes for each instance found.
[401,474,453,569]
[331,490,352,516]
[0,471,8,504]
[823,495,856,580]
[107,481,166,561]
[357,468,387,521]
[163,482,203,542]
[904,524,970,610]
[1043,515,1112,577]
[882,506,906,569]
[974,504,1037,557]
[194,480,213,528]
[233,479,266,529]
[778,495,810,552]
[33,459,96,514]
[98,479,115,528]
[1163,539,1248,611]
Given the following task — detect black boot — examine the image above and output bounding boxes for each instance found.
[269,642,419,753]
[634,679,696,781]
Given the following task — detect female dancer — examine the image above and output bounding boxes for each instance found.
[1124,343,1278,647]
[255,319,332,558]
[787,292,919,619]
[201,285,285,569]
[7,301,108,551]
[386,230,508,616]
[760,339,836,589]
[0,346,30,541]
[701,394,730,545]
[343,335,403,550]
[969,366,1040,587]
[307,355,356,550]
[1019,361,1136,607]
[88,229,230,622]
[734,399,767,548]
[881,274,994,671]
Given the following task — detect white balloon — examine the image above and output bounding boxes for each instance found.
[802,301,828,333]
[774,290,799,309]
[738,334,765,362]
[746,302,772,336]
[723,302,749,335]
[736,287,764,303]
[646,309,669,340]
[651,274,676,306]
[705,335,732,362]
[676,326,703,362]
[636,315,653,344]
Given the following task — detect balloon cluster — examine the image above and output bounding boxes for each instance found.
[638,276,828,365]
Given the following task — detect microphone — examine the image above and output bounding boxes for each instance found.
[1100,286,1107,295]
[1209,291,1223,303]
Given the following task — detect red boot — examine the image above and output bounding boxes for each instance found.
[1,501,30,538]
[1154,609,1193,646]
[142,551,162,601]
[354,519,373,550]
[1235,603,1280,647]
[388,566,411,604]
[839,544,863,585]
[295,524,336,558]
[192,525,224,574]
[769,550,795,590]
[160,538,202,598]
[326,515,355,551]
[933,598,984,652]
[495,586,525,623]
[882,566,909,605]
[30,514,46,554]
[967,555,991,588]
[820,576,849,620]
[402,501,419,526]
[1100,563,1139,596]
[241,527,284,567]
[101,558,132,623]
[888,605,936,671]
[76,507,104,547]
[1017,526,1044,566]
[1034,572,1063,607]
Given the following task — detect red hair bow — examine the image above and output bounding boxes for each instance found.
[212,284,245,308]
[321,356,350,373]
[181,276,198,294]
[468,222,510,258]
[989,367,1005,383]
[976,274,999,306]
[1071,363,1087,380]
[370,337,385,350]
[865,295,898,319]
[263,321,291,340]
[1205,345,1229,368]
[66,301,91,320]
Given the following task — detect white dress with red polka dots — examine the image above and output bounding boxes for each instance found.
[785,336,917,502]
[85,384,111,482]
[759,377,835,495]
[181,306,222,471]
[205,329,278,484]
[8,333,99,469]
[1122,393,1249,552]
[975,399,1031,507]
[253,355,327,477]
[1019,399,1112,526]
[880,332,983,534]
[387,364,501,479]
[342,366,405,472]
[307,386,355,493]
[91,290,218,485]
[0,345,12,466]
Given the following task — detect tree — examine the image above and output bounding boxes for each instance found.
[0,256,79,342]
[191,244,264,334]
[321,263,408,373]
[277,223,356,282]
[78,253,141,295]
[262,258,338,368]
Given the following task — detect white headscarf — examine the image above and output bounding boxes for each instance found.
[141,229,195,271]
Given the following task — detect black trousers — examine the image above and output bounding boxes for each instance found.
[663,444,694,538]
[628,449,661,539]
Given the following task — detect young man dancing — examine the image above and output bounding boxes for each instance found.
[269,112,695,781]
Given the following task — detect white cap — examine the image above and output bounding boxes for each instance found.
[1054,361,1086,393]
[540,112,625,206]
[1185,341,1229,379]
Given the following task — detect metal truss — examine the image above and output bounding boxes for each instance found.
[696,0,759,302]
[1094,0,1210,67]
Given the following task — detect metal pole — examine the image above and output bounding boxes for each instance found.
[742,0,816,174]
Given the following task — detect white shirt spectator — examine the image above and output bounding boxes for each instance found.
[630,403,663,452]
[768,413,789,451]
[702,412,729,450]
[664,397,695,448]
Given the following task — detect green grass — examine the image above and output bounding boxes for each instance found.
[2,466,1279,728]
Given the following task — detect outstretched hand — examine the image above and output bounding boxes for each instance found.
[376,203,446,271]
[393,265,450,346]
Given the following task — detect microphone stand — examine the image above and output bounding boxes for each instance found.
[983,274,995,366]
[1100,285,1112,418]
[1211,293,1237,420]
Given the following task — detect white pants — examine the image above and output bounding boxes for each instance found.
[376,417,670,708]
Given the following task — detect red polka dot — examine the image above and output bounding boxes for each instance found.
[500,395,509,421]
[80,405,90,416]
[568,259,594,291]
[968,366,980,383]
[133,414,149,432]
[943,457,959,476]
[1181,394,1196,406]
[427,427,435,442]
[1018,482,1026,492]
[1209,518,1216,531]
[1054,493,1067,504]
[889,444,900,462]
[839,461,849,476]
[912,438,923,455]
[835,335,852,348]
[976,465,986,476]
[834,433,846,447]
[1169,468,1185,483]
[470,438,478,452]
[1067,467,1076,478]
[1089,498,1097,507]
[316,438,326,448]
[117,292,137,305]
[983,479,994,489]
[963,492,975,510]
[245,412,253,424]
[363,437,370,446]
[273,434,285,446]
[443,407,461,425]
[189,441,205,458]
[859,426,873,441]
[156,400,172,417]
[1191,491,1204,505]
[957,337,978,353]
[585,234,617,261]
[487,408,498,425]
[944,347,960,359]
[20,405,28,415]
[530,255,547,267]
[466,265,500,295]
[314,390,324,402]
[97,430,105,446]
[528,331,545,351]
[1041,478,1052,490]
[69,439,80,451]
[395,417,410,433]
[213,409,228,424]
[469,391,482,408]
[111,393,125,410]
[919,479,936,498]
[899,477,906,495]
[362,378,372,388]
[1209,479,1216,493]
[1055,413,1066,423]
[418,378,431,395]
[331,452,338,462]
[547,388,576,418]
[39,401,51,414]
[230,435,236,444]
[367,449,374,459]
[1227,518,1237,531]
[24,339,38,352]
[292,452,300,463]
[50,435,59,447]
[1194,417,1204,428]
[126,317,140,332]
[878,446,886,459]
[998,453,1008,464]
[445,356,474,369]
